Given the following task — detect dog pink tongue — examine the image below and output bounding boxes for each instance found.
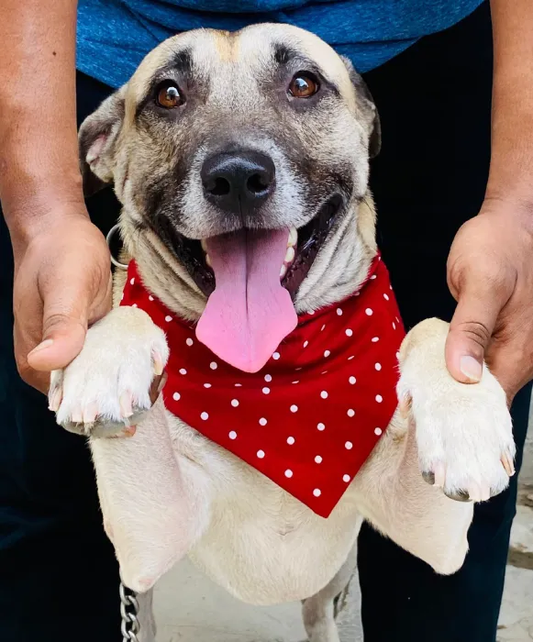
[196,228,297,373]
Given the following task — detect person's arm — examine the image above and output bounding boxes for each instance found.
[445,0,533,400]
[0,0,111,393]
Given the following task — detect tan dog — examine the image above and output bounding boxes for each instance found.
[49,25,515,642]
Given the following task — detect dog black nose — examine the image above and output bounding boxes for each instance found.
[201,150,276,213]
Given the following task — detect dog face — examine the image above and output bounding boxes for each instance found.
[80,25,380,371]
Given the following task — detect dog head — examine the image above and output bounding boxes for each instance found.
[80,25,380,372]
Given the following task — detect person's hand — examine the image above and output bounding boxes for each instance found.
[445,199,533,402]
[11,210,112,394]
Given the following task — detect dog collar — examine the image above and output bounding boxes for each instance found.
[121,255,405,518]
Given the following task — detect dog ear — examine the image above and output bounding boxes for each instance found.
[79,86,127,197]
[341,57,381,158]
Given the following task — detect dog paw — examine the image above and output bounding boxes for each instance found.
[398,358,515,503]
[49,306,169,437]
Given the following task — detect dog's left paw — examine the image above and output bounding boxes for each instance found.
[398,320,515,503]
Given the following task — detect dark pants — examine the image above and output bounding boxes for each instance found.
[0,3,529,640]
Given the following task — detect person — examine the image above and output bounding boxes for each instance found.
[0,0,531,640]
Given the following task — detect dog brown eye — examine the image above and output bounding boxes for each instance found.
[156,82,185,109]
[288,73,319,98]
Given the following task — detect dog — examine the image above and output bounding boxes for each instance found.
[49,25,515,642]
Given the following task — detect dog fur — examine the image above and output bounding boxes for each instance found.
[49,25,515,641]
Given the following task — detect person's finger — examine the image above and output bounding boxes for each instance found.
[445,286,503,384]
[26,281,91,372]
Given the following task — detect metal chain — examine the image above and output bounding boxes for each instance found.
[120,582,141,642]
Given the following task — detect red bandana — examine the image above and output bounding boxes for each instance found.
[121,256,405,518]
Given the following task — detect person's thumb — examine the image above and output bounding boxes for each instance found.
[26,286,90,372]
[445,288,502,384]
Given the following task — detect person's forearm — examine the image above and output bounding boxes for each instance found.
[488,0,533,219]
[0,0,85,244]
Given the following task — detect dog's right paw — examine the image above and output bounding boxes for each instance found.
[49,307,169,437]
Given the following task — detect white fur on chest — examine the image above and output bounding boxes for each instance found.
[169,414,362,604]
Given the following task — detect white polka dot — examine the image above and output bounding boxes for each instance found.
[130,278,135,285]
[203,383,211,388]
[229,430,237,440]
[201,412,209,421]
[321,324,326,332]
[210,361,218,370]
[347,408,355,417]
[308,310,315,315]
[285,469,293,478]
[272,352,280,360]
[349,376,357,385]
[235,383,242,387]
[290,404,298,413]
[231,399,239,407]
[371,336,380,343]
[348,355,355,361]
[313,489,321,497]
[186,338,194,346]
[345,441,353,450]
[165,315,173,322]
[262,387,270,395]
[321,370,328,375]
[132,303,138,308]
[370,274,377,280]
[148,295,154,302]
[317,423,326,431]
[383,293,390,301]
[320,391,328,399]
[374,427,383,436]
[365,308,373,316]
[292,380,300,384]
[324,350,331,358]
[375,394,383,403]
[392,322,397,330]
[257,450,265,459]
[287,436,295,445]
[345,329,353,337]
[303,340,309,348]
[259,417,268,426]
[375,362,382,371]
[295,367,303,371]
[264,374,272,382]
[179,368,187,375]
[172,392,181,401]
[336,308,343,316]
[343,474,351,483]
[314,455,323,464]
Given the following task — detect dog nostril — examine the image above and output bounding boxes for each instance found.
[207,177,231,197]
[247,173,270,195]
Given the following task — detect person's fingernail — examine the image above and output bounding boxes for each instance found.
[28,339,54,357]
[460,356,482,382]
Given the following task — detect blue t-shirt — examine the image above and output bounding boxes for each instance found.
[77,0,484,89]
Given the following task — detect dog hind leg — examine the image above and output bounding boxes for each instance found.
[301,536,360,642]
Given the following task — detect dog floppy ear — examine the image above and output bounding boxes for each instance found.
[341,57,381,158]
[79,86,127,197]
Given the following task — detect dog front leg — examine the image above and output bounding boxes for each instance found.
[50,306,199,592]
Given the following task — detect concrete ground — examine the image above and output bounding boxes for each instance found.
[153,427,533,641]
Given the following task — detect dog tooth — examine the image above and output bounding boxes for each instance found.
[287,227,297,248]
[206,253,212,267]
[280,264,287,279]
[285,246,295,264]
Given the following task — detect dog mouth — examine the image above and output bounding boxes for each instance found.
[158,194,343,372]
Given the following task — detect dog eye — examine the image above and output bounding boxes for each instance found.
[155,81,185,109]
[288,73,320,99]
